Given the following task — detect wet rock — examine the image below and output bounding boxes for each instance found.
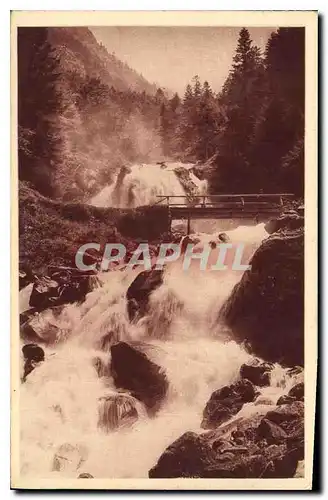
[97,393,140,432]
[240,360,273,387]
[20,308,61,344]
[149,432,215,478]
[126,269,163,321]
[52,443,87,473]
[277,382,304,406]
[110,342,168,413]
[277,394,296,406]
[19,265,34,290]
[218,232,230,243]
[288,382,304,401]
[29,271,100,311]
[150,400,303,478]
[265,212,304,234]
[22,343,45,381]
[266,401,304,427]
[22,343,45,362]
[29,276,59,309]
[221,226,304,366]
[257,418,287,444]
[201,379,258,430]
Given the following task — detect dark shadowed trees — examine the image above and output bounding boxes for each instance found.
[18,27,62,196]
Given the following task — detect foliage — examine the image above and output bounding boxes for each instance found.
[158,28,304,197]
[19,183,167,275]
[18,28,62,196]
[18,26,305,204]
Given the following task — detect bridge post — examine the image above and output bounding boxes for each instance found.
[187,212,191,235]
[167,206,172,236]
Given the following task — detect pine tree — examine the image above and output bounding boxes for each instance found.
[177,84,196,158]
[18,27,62,196]
[196,81,219,161]
[159,102,170,157]
[210,29,265,193]
[249,28,305,194]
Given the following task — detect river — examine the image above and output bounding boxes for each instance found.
[19,163,302,478]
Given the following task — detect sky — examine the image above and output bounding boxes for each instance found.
[91,26,276,95]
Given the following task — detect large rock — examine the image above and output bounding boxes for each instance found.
[126,269,163,322]
[19,264,34,290]
[265,211,304,234]
[29,270,101,311]
[150,400,303,478]
[110,342,168,413]
[240,360,273,387]
[221,226,304,366]
[20,308,62,344]
[201,379,258,430]
[22,343,45,381]
[149,432,215,478]
[277,382,304,406]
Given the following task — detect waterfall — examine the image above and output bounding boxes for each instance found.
[19,163,301,479]
[90,162,207,208]
[19,222,302,479]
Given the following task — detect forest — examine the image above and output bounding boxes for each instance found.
[18,27,305,201]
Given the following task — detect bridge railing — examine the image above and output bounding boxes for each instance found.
[155,193,294,208]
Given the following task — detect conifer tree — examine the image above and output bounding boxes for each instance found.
[18,27,62,196]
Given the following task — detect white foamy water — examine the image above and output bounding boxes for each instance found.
[19,222,303,479]
[90,162,207,208]
[19,164,302,479]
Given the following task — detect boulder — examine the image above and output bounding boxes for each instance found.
[265,401,304,428]
[240,360,273,387]
[149,432,215,478]
[221,226,304,366]
[265,212,304,234]
[277,395,296,406]
[288,382,304,401]
[110,342,168,413]
[277,382,304,406]
[29,271,101,311]
[126,269,163,322]
[201,379,258,430]
[20,308,61,344]
[22,343,45,362]
[257,418,287,444]
[150,399,303,478]
[97,393,140,432]
[22,343,45,381]
[78,473,94,478]
[19,265,34,290]
[29,276,59,310]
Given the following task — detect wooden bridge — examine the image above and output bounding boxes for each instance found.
[154,193,294,233]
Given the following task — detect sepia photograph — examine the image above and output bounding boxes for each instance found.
[11,11,317,490]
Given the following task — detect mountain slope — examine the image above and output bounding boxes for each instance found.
[48,27,157,95]
[47,28,163,200]
[18,27,164,203]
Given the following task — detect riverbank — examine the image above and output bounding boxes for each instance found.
[19,182,169,276]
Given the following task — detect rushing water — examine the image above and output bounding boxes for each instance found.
[90,162,207,208]
[19,163,302,479]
